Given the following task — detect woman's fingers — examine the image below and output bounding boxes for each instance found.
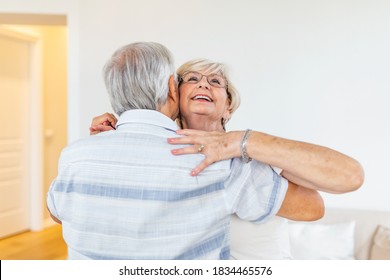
[168,130,230,175]
[190,159,214,176]
[167,136,198,145]
[168,131,222,146]
[171,144,217,176]
[171,145,200,155]
[89,124,115,135]
[175,129,206,136]
[91,112,118,128]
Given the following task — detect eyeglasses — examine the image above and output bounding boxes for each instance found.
[180,71,228,89]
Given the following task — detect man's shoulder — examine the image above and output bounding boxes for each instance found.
[63,132,110,149]
[59,132,116,160]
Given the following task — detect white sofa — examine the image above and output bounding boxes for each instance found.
[289,208,390,260]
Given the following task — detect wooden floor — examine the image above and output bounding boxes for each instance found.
[0,224,67,260]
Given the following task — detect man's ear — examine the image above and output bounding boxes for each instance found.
[168,75,179,104]
[167,75,179,119]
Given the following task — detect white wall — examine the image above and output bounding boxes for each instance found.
[1,0,389,212]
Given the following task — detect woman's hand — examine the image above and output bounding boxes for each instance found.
[89,112,118,135]
[168,129,242,176]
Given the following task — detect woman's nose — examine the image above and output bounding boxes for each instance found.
[197,76,210,89]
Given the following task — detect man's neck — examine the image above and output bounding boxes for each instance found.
[159,105,178,121]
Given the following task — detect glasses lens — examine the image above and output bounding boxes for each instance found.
[207,74,226,88]
[182,72,202,83]
[181,72,226,88]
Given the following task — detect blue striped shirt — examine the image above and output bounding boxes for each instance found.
[47,110,288,259]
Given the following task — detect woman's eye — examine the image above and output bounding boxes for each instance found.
[211,79,221,85]
[188,76,199,82]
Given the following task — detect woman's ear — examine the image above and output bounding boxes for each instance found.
[223,99,232,121]
[222,111,231,122]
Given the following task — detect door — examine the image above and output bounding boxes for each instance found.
[0,31,30,238]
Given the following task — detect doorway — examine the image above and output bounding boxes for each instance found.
[0,15,67,238]
[0,27,32,238]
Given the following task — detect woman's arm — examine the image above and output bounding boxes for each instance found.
[168,129,364,194]
[89,116,364,194]
[89,114,326,221]
[278,181,324,221]
[49,211,62,224]
[243,130,364,193]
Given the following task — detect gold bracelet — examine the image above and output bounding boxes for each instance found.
[241,129,252,163]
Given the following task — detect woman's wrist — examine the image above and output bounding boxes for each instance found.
[241,129,252,163]
[225,131,248,159]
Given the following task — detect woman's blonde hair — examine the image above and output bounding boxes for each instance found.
[177,59,241,125]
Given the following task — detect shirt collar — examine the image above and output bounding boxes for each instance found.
[116,110,179,132]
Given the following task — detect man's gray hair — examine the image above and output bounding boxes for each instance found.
[103,42,176,115]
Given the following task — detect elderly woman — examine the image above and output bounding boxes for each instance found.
[90,59,364,259]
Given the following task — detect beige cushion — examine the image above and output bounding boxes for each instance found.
[370,225,390,260]
[313,208,390,259]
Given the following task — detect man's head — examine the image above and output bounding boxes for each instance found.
[103,42,179,119]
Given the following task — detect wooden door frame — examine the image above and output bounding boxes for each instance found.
[0,26,44,231]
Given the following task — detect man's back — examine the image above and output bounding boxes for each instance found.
[48,110,236,259]
[48,110,287,259]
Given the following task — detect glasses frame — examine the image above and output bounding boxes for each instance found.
[179,71,229,90]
